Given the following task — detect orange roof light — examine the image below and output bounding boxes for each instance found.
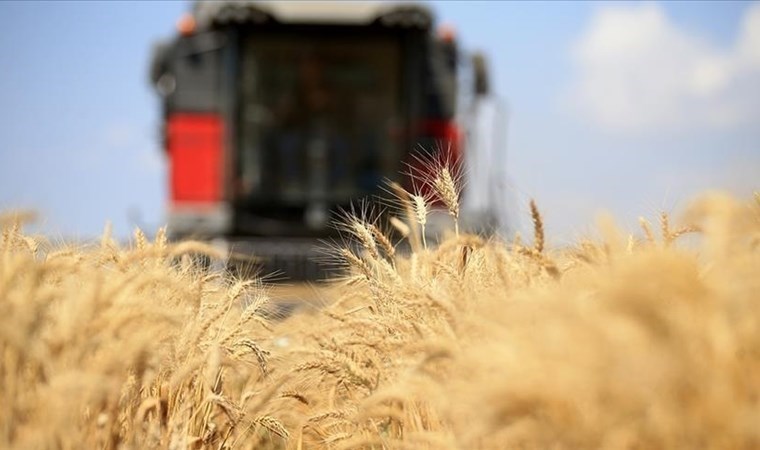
[438,23,456,43]
[177,13,196,36]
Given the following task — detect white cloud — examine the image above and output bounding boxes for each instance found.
[567,2,760,133]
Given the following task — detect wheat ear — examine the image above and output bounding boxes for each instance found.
[369,223,395,261]
[529,199,544,254]
[388,181,422,253]
[639,217,655,245]
[350,219,380,261]
[413,195,428,250]
[433,166,460,236]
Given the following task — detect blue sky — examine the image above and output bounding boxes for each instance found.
[1,1,758,243]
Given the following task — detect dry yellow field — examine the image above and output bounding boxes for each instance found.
[1,172,759,449]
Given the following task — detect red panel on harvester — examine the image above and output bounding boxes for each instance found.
[167,114,223,203]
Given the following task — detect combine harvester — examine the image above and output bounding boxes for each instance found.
[150,0,509,279]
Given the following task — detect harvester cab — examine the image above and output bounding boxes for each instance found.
[150,1,507,279]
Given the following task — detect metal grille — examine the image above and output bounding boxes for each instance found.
[226,237,338,281]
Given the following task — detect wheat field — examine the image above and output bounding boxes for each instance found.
[1,166,759,449]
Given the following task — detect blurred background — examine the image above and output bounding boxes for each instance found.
[1,1,758,245]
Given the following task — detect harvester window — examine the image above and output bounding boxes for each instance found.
[236,32,403,205]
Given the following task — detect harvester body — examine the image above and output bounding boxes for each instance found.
[150,1,507,278]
